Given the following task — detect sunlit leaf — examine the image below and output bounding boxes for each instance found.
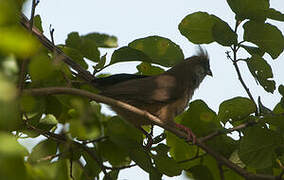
[0,27,39,58]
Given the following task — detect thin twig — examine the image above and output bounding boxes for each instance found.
[200,121,255,142]
[231,20,258,115]
[49,24,55,45]
[29,0,39,31]
[82,136,108,145]
[104,164,137,170]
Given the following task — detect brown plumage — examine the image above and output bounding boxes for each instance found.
[95,46,212,142]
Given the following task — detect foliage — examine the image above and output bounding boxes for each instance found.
[0,0,283,179]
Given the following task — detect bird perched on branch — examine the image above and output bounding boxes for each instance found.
[93,46,212,144]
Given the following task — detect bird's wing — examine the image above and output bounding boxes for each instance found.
[100,74,183,105]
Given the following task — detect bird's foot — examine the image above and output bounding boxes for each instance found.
[175,123,196,144]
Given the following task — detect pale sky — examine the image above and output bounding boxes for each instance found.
[22,0,284,179]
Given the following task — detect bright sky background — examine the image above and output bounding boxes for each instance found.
[22,0,284,179]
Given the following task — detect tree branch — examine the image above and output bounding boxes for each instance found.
[19,13,95,83]
[231,20,258,115]
[23,87,278,180]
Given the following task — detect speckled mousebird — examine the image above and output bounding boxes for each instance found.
[93,46,212,144]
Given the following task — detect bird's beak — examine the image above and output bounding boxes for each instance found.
[207,69,213,77]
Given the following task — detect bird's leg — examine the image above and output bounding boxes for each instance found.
[175,123,196,144]
[138,127,153,150]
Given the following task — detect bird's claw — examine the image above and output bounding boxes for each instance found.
[175,123,196,144]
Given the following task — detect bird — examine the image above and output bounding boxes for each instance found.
[92,46,212,145]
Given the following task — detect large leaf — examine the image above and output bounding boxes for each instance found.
[243,21,284,59]
[0,132,28,180]
[0,27,38,58]
[81,33,118,48]
[129,147,152,172]
[265,8,284,22]
[98,139,130,166]
[212,16,237,46]
[246,55,275,93]
[180,100,219,136]
[240,45,265,57]
[105,116,143,148]
[179,12,237,46]
[136,62,165,75]
[65,32,100,62]
[153,144,182,177]
[129,36,184,67]
[111,46,151,65]
[179,12,215,44]
[218,97,256,123]
[28,139,57,164]
[226,0,269,22]
[239,126,282,169]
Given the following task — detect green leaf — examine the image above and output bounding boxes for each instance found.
[241,45,265,57]
[226,0,269,22]
[93,53,107,71]
[39,114,58,130]
[279,85,284,97]
[0,0,21,25]
[34,15,43,33]
[98,139,130,166]
[166,131,198,163]
[0,132,28,156]
[0,27,39,58]
[149,167,162,180]
[128,36,184,67]
[218,97,256,123]
[179,12,237,46]
[106,116,143,148]
[82,33,118,48]
[129,148,152,172]
[65,32,100,62]
[0,74,20,131]
[29,53,57,81]
[61,46,88,69]
[82,150,101,177]
[187,165,214,180]
[153,144,182,177]
[265,8,284,22]
[180,100,219,136]
[111,46,150,64]
[247,55,276,93]
[243,21,284,59]
[179,12,215,44]
[212,16,237,46]
[136,62,165,75]
[239,126,282,169]
[28,139,57,164]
